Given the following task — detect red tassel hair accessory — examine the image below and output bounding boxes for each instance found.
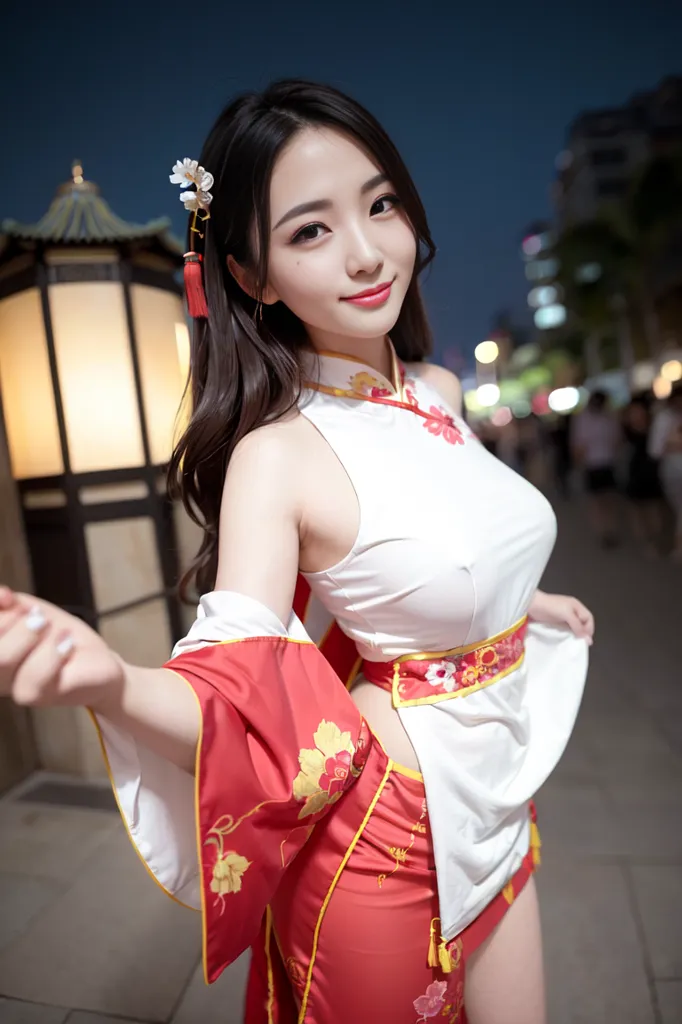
[183,252,208,319]
[169,158,214,320]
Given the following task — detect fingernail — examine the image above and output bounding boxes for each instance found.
[55,634,74,657]
[25,606,47,633]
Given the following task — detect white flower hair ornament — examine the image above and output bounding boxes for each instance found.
[169,158,214,319]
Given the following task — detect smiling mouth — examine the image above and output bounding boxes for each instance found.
[341,279,395,306]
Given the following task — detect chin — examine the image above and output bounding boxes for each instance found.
[336,302,403,339]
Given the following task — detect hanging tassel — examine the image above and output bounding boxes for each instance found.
[427,917,440,969]
[183,251,208,319]
[530,821,542,867]
[438,939,454,974]
[427,918,454,973]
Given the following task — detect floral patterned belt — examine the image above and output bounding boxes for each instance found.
[360,617,528,709]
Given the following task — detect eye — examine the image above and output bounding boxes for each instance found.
[290,222,328,245]
[370,193,401,216]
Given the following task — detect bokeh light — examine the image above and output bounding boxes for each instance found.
[491,406,513,427]
[653,376,673,399]
[631,361,656,391]
[474,340,500,364]
[548,386,580,413]
[661,359,682,382]
[527,285,559,309]
[534,304,567,329]
[477,383,500,407]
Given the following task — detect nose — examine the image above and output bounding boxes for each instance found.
[345,224,383,279]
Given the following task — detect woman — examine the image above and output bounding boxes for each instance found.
[622,395,664,555]
[649,383,682,561]
[0,80,592,1024]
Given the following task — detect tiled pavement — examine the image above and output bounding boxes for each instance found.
[0,497,681,1023]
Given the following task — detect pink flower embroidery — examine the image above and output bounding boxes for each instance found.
[424,406,464,446]
[425,660,457,692]
[319,750,352,796]
[414,979,447,1019]
[403,377,420,407]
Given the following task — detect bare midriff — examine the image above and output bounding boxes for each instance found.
[349,673,421,772]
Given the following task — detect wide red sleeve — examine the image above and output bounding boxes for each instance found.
[166,635,370,983]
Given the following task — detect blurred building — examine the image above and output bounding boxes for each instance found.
[520,221,566,333]
[555,76,682,227]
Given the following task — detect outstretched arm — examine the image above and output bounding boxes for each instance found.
[0,421,302,774]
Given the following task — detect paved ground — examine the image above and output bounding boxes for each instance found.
[0,494,681,1024]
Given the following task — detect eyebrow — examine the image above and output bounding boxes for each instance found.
[273,172,390,230]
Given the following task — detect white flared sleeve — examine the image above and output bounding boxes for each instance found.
[90,591,309,909]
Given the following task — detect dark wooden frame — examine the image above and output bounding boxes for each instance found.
[1,246,186,641]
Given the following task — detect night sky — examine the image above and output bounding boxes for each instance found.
[3,0,680,368]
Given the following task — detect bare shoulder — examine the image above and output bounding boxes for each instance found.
[223,410,314,526]
[228,409,307,478]
[405,361,463,415]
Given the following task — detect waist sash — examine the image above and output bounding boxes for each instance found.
[361,617,528,708]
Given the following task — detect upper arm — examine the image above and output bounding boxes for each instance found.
[214,420,302,626]
[410,362,463,416]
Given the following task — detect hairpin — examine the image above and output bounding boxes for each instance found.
[169,158,214,318]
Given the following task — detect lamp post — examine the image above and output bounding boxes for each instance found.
[0,164,191,741]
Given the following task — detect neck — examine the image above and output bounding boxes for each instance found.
[307,330,393,379]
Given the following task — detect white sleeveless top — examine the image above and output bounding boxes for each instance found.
[297,345,588,941]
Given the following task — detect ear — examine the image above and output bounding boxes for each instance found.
[226,254,255,298]
[226,255,280,305]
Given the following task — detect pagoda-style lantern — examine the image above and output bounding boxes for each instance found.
[0,164,193,679]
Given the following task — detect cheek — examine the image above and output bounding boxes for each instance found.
[270,250,337,310]
[390,220,418,269]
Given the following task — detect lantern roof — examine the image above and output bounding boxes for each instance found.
[1,162,183,258]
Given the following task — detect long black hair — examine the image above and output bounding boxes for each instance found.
[169,79,437,597]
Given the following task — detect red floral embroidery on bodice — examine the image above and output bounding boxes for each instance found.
[304,345,469,450]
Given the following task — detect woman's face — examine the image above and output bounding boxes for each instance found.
[261,126,417,350]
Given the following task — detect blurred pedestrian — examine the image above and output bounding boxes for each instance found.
[649,384,682,562]
[571,390,622,547]
[622,395,664,556]
[517,413,547,489]
[547,414,573,500]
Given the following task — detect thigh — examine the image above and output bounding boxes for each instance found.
[273,765,466,1023]
[308,869,464,1023]
[464,877,546,1024]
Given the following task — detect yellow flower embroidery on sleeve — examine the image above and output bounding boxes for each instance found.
[210,851,251,896]
[292,720,358,819]
[205,814,255,914]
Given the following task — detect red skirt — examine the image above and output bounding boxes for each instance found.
[247,737,540,1023]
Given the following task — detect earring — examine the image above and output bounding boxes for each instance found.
[252,300,263,325]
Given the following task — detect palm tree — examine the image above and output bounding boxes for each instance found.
[554,219,632,372]
[555,152,682,370]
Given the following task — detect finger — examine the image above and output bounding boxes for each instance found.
[575,604,595,637]
[0,604,24,640]
[12,629,75,706]
[0,586,18,611]
[0,593,33,639]
[567,610,591,641]
[0,606,50,691]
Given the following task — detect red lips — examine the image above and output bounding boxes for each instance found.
[343,280,394,300]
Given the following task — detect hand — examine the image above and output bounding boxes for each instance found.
[0,587,125,711]
[528,589,594,645]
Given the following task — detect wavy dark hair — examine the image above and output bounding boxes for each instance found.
[168,79,437,598]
